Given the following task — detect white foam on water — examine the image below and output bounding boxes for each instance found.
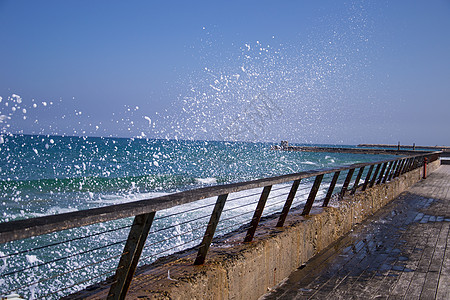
[0,251,7,274]
[25,255,41,264]
[301,161,317,166]
[87,191,170,205]
[195,177,217,184]
[31,206,78,218]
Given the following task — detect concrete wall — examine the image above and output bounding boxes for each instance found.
[86,159,440,300]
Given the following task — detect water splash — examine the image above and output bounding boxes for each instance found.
[153,2,373,143]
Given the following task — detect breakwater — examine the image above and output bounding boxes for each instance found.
[0,149,442,299]
[274,145,418,155]
[357,143,450,151]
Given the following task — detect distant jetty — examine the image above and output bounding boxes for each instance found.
[272,141,439,155]
[357,143,450,152]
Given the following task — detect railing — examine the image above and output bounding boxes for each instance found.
[0,151,441,299]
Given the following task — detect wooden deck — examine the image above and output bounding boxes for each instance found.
[261,165,450,300]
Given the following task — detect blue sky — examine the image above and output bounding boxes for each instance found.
[1,0,449,145]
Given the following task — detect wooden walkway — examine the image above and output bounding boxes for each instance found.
[261,165,450,300]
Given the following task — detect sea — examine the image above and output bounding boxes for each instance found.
[0,134,392,298]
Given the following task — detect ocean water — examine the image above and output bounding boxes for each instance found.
[0,134,387,223]
[0,134,391,298]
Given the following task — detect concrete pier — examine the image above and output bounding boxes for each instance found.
[261,165,450,299]
[78,156,440,299]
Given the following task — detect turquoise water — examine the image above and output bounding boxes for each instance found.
[0,134,392,298]
[0,134,386,223]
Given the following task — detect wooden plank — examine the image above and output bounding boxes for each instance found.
[390,272,415,297]
[405,272,426,300]
[420,271,439,299]
[436,274,450,300]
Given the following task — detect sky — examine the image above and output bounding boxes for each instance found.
[0,0,449,146]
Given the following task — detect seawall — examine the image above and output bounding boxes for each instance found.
[86,159,440,300]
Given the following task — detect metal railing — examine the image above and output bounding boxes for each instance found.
[0,151,441,299]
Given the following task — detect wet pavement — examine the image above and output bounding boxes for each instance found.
[261,165,450,300]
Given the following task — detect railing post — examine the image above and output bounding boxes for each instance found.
[423,157,428,179]
[394,159,405,177]
[244,186,272,242]
[340,169,355,199]
[392,159,400,177]
[376,162,388,185]
[194,194,228,265]
[410,157,417,171]
[323,171,340,207]
[407,157,415,172]
[402,158,412,174]
[276,179,301,227]
[369,163,382,188]
[361,165,374,191]
[400,158,409,174]
[412,157,419,170]
[351,167,365,195]
[396,159,405,176]
[302,174,324,215]
[387,160,398,181]
[402,158,408,173]
[410,157,416,170]
[108,212,156,300]
[382,161,394,183]
[405,158,412,172]
[414,157,420,170]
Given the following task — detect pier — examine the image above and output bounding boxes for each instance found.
[274,145,418,156]
[357,143,450,151]
[262,165,450,300]
[273,141,450,156]
[0,149,445,299]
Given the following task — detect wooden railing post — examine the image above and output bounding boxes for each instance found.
[351,167,365,195]
[194,194,228,265]
[387,160,398,181]
[340,169,355,199]
[108,212,156,300]
[244,186,272,242]
[376,162,388,185]
[423,157,428,179]
[276,179,301,227]
[405,157,413,172]
[401,158,411,174]
[369,163,382,188]
[302,174,324,215]
[412,157,418,170]
[361,165,374,191]
[323,171,340,207]
[394,159,405,177]
[382,161,394,183]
